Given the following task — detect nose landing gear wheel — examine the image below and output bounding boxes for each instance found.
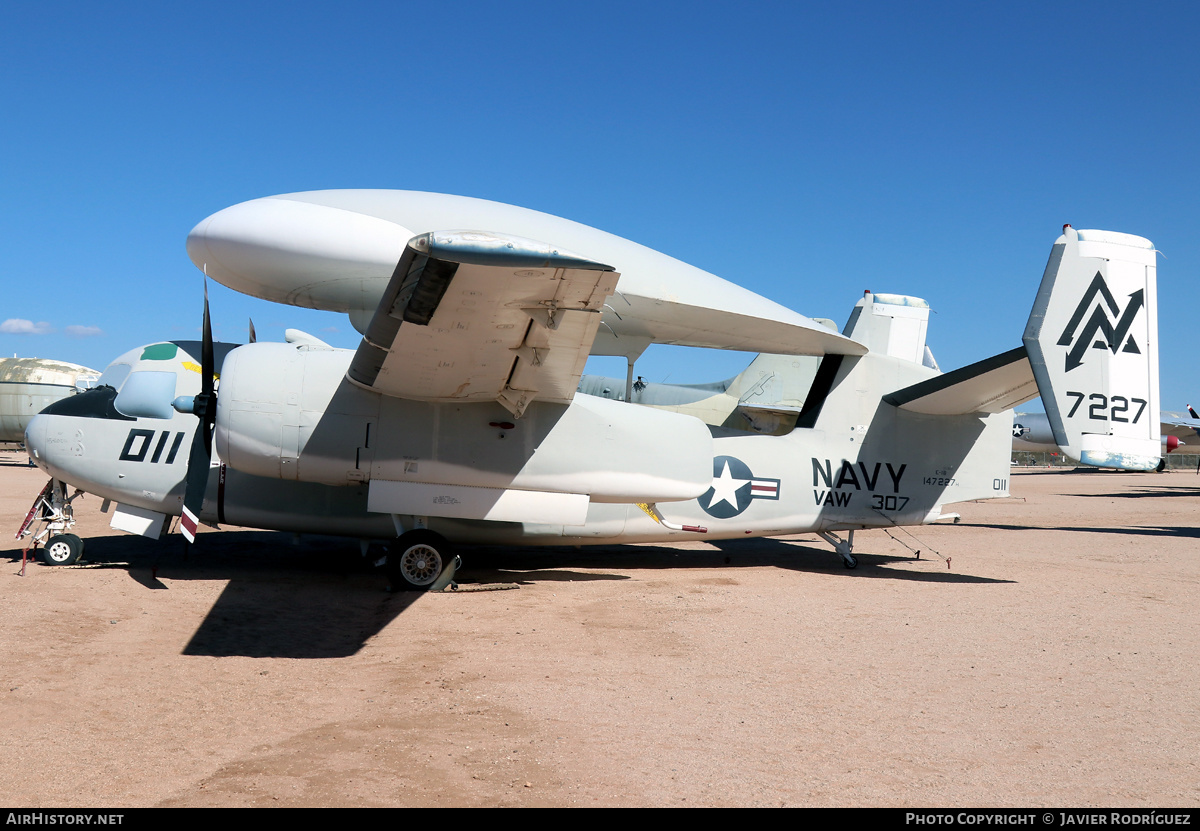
[41,533,83,566]
[386,530,451,591]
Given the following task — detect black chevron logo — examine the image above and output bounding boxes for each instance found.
[1057,272,1144,372]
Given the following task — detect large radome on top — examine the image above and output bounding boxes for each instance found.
[186,190,866,360]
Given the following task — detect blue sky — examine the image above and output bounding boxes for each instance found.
[2,2,1196,408]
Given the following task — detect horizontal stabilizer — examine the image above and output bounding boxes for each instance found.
[884,347,1037,416]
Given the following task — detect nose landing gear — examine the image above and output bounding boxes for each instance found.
[42,533,84,566]
[15,479,85,570]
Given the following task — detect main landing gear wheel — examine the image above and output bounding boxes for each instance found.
[41,533,83,566]
[386,530,451,591]
[817,530,858,569]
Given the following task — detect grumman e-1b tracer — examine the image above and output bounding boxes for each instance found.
[18,191,1161,588]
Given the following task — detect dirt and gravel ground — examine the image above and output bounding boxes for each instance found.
[1,448,1197,807]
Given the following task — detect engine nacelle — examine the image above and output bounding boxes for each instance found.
[216,342,377,485]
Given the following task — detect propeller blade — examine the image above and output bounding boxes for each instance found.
[248,318,256,344]
[180,425,210,542]
[181,282,217,543]
[201,280,213,399]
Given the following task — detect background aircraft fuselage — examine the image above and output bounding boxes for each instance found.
[0,357,99,443]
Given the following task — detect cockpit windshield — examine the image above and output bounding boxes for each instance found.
[97,363,132,392]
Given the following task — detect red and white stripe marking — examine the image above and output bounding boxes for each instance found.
[180,506,199,543]
[750,479,779,499]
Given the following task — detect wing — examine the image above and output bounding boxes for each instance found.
[347,231,619,417]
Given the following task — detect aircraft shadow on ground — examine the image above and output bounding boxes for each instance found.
[1067,486,1200,499]
[967,522,1200,540]
[4,531,417,660]
[1012,469,1169,477]
[5,530,1012,660]
[468,536,1013,587]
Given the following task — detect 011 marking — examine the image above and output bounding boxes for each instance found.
[119,428,186,464]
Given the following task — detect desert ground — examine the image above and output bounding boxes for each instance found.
[2,448,1197,807]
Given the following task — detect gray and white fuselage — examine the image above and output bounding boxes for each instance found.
[25,336,1012,546]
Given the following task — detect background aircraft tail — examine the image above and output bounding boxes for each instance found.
[1023,226,1160,470]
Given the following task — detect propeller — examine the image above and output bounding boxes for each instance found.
[172,282,217,542]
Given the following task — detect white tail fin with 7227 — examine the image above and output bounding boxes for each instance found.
[1024,226,1159,470]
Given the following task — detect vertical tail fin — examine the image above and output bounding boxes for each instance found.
[842,292,931,363]
[1023,226,1160,470]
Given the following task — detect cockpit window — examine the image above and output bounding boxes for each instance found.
[98,363,132,392]
[114,371,177,419]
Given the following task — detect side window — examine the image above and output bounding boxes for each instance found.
[114,371,177,419]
